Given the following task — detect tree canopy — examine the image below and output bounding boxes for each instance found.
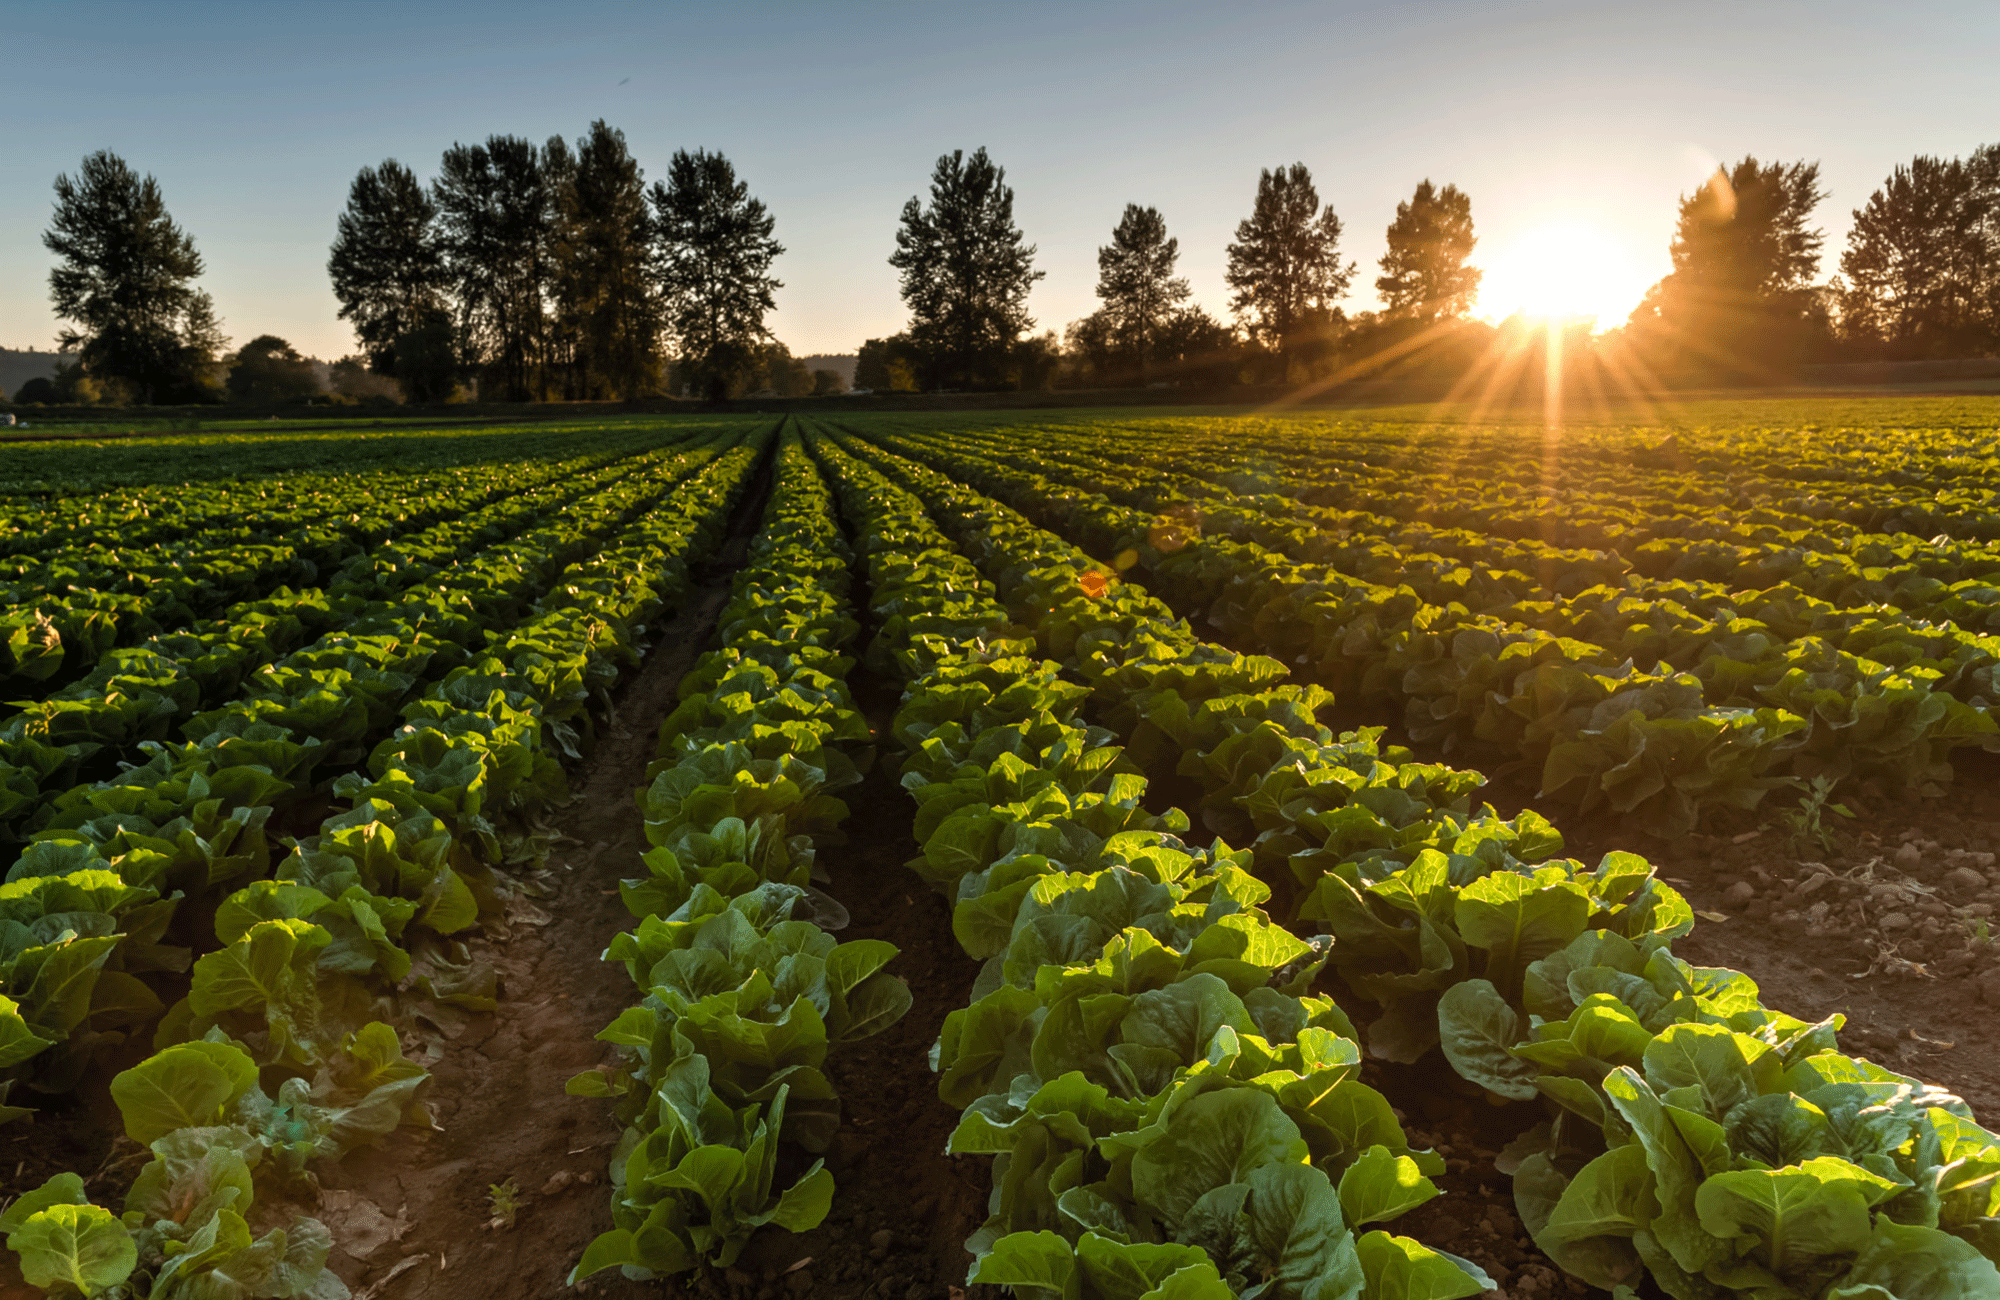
[652,149,784,401]
[327,159,454,400]
[889,147,1043,389]
[1093,204,1191,380]
[1840,147,1999,358]
[226,335,321,403]
[433,135,554,400]
[45,150,224,403]
[549,120,661,400]
[1224,163,1354,377]
[1376,180,1480,320]
[1625,157,1828,373]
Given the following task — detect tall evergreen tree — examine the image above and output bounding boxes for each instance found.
[549,121,660,399]
[1376,180,1481,320]
[1840,148,1999,357]
[1094,204,1190,379]
[46,150,224,403]
[889,147,1043,389]
[651,149,784,401]
[433,136,553,400]
[1224,163,1354,378]
[327,159,454,400]
[1626,156,1828,372]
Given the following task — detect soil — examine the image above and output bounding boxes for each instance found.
[1368,1055,1593,1300]
[1557,753,2000,1122]
[311,498,773,1300]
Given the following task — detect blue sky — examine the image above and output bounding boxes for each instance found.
[2,0,1995,358]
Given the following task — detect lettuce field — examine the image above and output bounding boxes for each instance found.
[3,408,1999,1300]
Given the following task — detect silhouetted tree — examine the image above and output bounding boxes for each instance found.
[46,150,225,403]
[758,341,812,397]
[1094,204,1191,380]
[811,368,844,395]
[651,149,784,402]
[1063,311,1118,386]
[854,334,918,391]
[1011,330,1062,391]
[13,377,57,405]
[434,136,554,399]
[1154,306,1239,386]
[549,121,661,399]
[1626,157,1828,375]
[328,160,456,400]
[1376,180,1481,320]
[1224,163,1354,379]
[890,148,1043,388]
[226,335,321,403]
[1840,147,1999,357]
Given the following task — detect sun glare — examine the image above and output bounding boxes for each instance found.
[1476,222,1653,329]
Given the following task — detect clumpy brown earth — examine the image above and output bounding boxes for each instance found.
[1562,755,2000,1121]
[314,538,760,1300]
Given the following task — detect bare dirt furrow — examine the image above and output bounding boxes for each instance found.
[322,480,770,1300]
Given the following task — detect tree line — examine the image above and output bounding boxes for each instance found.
[15,133,2000,406]
[328,120,787,402]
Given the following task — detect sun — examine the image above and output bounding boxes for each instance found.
[1475,221,1654,329]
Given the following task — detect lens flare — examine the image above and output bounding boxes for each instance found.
[1476,221,1655,328]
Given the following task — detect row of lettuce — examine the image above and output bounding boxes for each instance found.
[0,424,688,698]
[805,421,2000,1300]
[1,427,764,1297]
[847,418,2000,838]
[1,432,734,1116]
[565,429,912,1279]
[930,414,2000,544]
[804,431,1496,1300]
[0,435,705,851]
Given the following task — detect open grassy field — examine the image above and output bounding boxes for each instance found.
[4,397,1999,1300]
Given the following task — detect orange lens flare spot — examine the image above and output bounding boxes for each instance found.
[1078,570,1110,598]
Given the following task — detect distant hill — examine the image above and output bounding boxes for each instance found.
[800,354,856,386]
[0,349,62,399]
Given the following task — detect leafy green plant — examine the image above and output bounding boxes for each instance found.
[1778,774,1857,853]
[486,1178,523,1230]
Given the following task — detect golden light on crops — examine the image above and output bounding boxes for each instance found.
[1475,220,1655,328]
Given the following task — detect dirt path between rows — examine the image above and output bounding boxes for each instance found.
[320,480,770,1300]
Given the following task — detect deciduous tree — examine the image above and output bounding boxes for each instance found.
[226,335,321,403]
[328,159,456,400]
[1376,180,1481,320]
[1224,163,1354,379]
[1626,156,1829,373]
[651,149,784,402]
[1095,204,1190,379]
[549,121,661,400]
[1840,147,1999,357]
[46,150,225,403]
[889,148,1043,389]
[433,136,554,399]
[854,334,918,392]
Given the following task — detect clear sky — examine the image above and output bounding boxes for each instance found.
[2,0,1995,359]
